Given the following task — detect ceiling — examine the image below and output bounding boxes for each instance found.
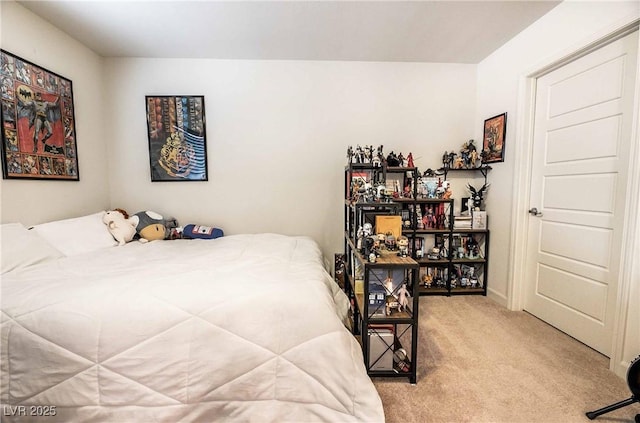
[17,0,562,64]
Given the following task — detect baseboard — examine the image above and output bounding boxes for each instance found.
[487,289,507,308]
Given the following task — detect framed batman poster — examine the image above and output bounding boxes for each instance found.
[0,50,79,180]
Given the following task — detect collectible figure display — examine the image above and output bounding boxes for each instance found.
[467,183,490,210]
[1,50,79,180]
[347,145,417,203]
[397,236,409,257]
[368,269,412,317]
[346,143,488,297]
[442,139,481,170]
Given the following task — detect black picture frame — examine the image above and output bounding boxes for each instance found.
[145,95,208,181]
[482,112,507,163]
[0,49,79,180]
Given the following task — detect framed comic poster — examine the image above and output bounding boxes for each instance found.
[145,95,207,181]
[0,50,79,180]
[482,112,507,164]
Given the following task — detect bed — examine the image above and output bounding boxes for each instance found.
[0,213,384,422]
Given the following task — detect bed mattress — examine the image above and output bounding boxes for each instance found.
[1,233,384,422]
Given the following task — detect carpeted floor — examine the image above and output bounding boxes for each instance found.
[372,296,640,423]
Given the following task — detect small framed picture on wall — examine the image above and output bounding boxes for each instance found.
[482,112,507,164]
[145,95,208,181]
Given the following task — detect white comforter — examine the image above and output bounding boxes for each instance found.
[1,234,384,422]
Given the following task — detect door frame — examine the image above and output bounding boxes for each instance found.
[507,18,640,377]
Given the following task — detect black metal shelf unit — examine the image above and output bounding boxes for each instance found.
[344,238,419,383]
[344,162,420,383]
[416,164,491,296]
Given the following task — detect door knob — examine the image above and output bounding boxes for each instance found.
[529,207,543,217]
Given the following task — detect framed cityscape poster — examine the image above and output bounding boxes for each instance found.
[145,95,208,181]
[0,50,79,180]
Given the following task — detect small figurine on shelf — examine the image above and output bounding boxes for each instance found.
[356,225,364,250]
[454,155,464,169]
[363,222,373,237]
[452,267,461,287]
[363,236,375,257]
[442,151,451,169]
[459,141,470,167]
[358,223,372,253]
[397,236,409,257]
[403,184,412,198]
[424,178,438,198]
[448,151,457,168]
[372,154,382,167]
[426,246,441,260]
[423,205,436,229]
[385,296,399,316]
[465,235,480,259]
[384,276,394,296]
[397,152,405,167]
[385,232,397,250]
[371,236,382,257]
[423,273,433,288]
[435,237,447,259]
[396,283,410,312]
[407,152,415,168]
[468,140,479,168]
[469,267,479,288]
[459,139,479,168]
[436,178,449,199]
[468,183,490,210]
[376,184,392,202]
[386,151,400,166]
[460,274,469,287]
[468,139,479,164]
[373,145,385,167]
[443,184,452,200]
[354,145,365,163]
[363,145,372,163]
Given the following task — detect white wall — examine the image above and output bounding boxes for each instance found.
[475,0,640,375]
[0,1,110,225]
[476,0,640,304]
[104,58,477,260]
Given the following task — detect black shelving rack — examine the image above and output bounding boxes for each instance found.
[344,161,420,383]
[342,159,492,381]
[344,238,419,383]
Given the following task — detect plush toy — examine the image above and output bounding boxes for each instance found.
[130,210,178,242]
[181,224,224,239]
[102,209,137,246]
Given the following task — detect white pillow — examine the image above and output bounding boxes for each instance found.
[31,212,117,256]
[1,223,64,274]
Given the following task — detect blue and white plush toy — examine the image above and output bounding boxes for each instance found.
[181,224,224,239]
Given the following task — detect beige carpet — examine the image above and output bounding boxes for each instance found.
[373,296,640,423]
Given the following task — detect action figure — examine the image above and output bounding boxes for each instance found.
[396,283,410,312]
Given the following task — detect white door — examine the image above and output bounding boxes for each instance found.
[524,31,638,356]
